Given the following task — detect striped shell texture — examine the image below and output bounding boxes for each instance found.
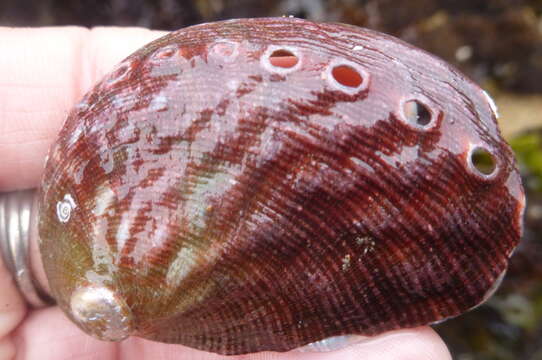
[38,17,525,355]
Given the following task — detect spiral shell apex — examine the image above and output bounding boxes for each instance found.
[38,17,525,355]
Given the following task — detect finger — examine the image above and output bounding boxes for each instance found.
[14,308,450,360]
[0,249,26,358]
[0,274,23,360]
[122,327,451,360]
[0,26,167,191]
[12,307,116,360]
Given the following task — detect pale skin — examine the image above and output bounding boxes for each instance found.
[0,27,452,360]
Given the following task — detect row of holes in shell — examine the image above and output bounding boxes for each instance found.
[264,47,499,180]
[268,47,500,180]
[143,42,499,181]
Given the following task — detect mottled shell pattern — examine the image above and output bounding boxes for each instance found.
[38,17,525,355]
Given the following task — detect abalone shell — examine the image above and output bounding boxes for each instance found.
[38,17,525,355]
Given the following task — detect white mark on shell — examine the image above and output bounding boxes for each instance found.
[92,186,116,217]
[67,125,85,147]
[115,212,133,251]
[107,61,132,85]
[111,93,136,109]
[227,79,240,91]
[100,153,115,174]
[43,154,49,169]
[341,254,351,271]
[74,101,89,113]
[151,45,178,61]
[349,156,375,173]
[149,94,169,112]
[481,269,507,304]
[296,335,365,352]
[376,145,420,169]
[166,247,197,288]
[57,194,77,223]
[209,40,239,62]
[70,285,132,341]
[482,90,499,119]
[356,236,376,256]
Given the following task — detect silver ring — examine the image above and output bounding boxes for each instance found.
[0,189,54,307]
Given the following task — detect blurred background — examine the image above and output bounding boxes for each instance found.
[1,1,541,359]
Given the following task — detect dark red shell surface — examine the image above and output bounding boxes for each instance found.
[38,17,525,354]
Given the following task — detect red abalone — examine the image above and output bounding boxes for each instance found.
[38,17,525,355]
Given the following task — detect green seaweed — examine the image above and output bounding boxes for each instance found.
[511,132,542,192]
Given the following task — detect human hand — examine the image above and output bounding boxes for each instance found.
[0,26,452,360]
